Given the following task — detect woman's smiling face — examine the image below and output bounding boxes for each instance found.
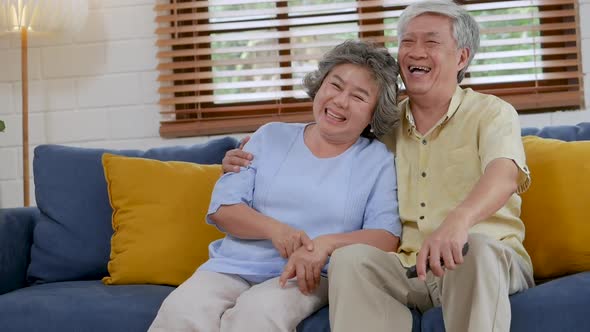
[312,63,379,144]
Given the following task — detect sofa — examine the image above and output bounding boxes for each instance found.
[1,122,589,332]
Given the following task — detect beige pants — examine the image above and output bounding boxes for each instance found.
[148,270,328,332]
[329,233,534,332]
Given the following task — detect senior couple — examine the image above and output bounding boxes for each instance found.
[149,0,534,331]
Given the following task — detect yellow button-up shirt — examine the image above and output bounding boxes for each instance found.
[381,87,532,270]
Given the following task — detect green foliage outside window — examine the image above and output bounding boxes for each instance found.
[209,2,541,99]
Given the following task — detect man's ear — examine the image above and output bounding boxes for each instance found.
[457,47,470,72]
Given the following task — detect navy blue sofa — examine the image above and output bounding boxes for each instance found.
[1,123,589,332]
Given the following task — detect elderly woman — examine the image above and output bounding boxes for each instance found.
[148,40,402,332]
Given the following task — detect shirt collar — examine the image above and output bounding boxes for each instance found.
[403,86,465,136]
[445,85,465,121]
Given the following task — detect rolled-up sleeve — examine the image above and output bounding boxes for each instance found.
[478,102,531,194]
[206,129,265,227]
[206,167,256,226]
[362,153,402,237]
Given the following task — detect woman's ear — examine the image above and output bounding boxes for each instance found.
[361,124,376,139]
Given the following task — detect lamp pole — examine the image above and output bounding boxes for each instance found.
[21,26,29,207]
[1,0,88,207]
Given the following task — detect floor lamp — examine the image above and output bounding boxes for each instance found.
[0,0,88,206]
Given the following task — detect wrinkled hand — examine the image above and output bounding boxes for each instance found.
[416,211,470,280]
[279,239,330,295]
[221,136,252,173]
[271,223,314,259]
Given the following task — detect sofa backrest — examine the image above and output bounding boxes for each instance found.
[27,137,238,284]
[522,122,590,141]
[26,122,590,284]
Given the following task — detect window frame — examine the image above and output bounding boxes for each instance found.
[154,0,584,138]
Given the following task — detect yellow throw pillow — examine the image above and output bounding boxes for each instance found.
[521,136,590,280]
[101,153,224,286]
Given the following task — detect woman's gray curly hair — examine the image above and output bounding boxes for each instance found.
[302,40,400,138]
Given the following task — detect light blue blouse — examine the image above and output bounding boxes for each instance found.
[199,122,400,282]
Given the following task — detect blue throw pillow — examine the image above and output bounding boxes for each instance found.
[27,137,238,283]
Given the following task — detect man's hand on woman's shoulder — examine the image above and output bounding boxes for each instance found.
[222,136,253,173]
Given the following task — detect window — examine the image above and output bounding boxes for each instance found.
[155,0,583,137]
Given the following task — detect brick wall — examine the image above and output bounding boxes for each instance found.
[0,0,588,207]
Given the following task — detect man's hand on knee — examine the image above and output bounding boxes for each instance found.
[416,219,469,280]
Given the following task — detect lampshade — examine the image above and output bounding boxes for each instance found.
[0,0,88,33]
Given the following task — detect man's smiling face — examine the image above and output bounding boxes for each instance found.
[398,13,468,100]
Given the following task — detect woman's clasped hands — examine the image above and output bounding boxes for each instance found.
[270,223,330,295]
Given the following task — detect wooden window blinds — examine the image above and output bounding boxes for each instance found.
[155,0,584,138]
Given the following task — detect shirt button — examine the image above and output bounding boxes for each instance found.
[421,172,427,177]
[422,139,427,145]
[419,216,424,220]
[420,202,426,207]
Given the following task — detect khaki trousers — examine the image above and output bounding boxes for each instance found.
[329,233,534,332]
[148,270,328,332]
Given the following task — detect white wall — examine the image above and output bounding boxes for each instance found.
[0,0,588,208]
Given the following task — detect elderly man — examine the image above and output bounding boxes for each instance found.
[327,1,534,331]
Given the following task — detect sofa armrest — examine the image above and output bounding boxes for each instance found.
[0,207,38,295]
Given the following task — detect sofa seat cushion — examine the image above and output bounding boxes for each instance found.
[0,280,174,332]
[28,137,238,284]
[296,305,423,332]
[420,271,590,332]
